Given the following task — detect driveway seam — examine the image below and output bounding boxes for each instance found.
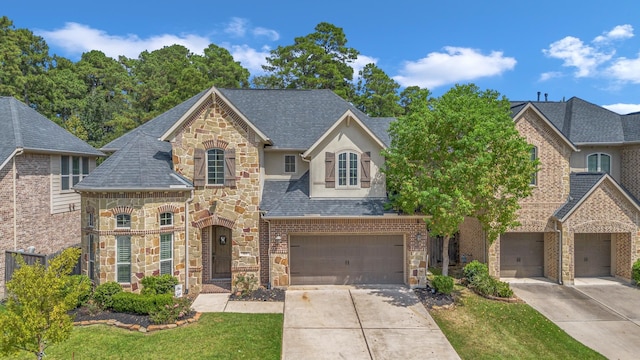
[572,285,640,328]
[349,288,373,360]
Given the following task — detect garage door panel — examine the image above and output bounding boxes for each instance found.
[575,233,611,277]
[290,235,404,285]
[500,233,544,277]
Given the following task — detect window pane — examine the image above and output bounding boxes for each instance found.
[207,149,224,185]
[587,154,598,172]
[285,155,296,173]
[72,157,80,175]
[338,153,347,186]
[61,177,69,191]
[82,157,89,175]
[117,237,131,262]
[160,234,172,260]
[349,153,358,186]
[116,214,131,228]
[530,147,537,185]
[117,264,130,283]
[160,212,172,226]
[160,260,172,275]
[600,154,611,173]
[61,156,69,175]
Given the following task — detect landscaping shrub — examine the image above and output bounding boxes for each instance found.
[462,260,488,282]
[233,273,258,297]
[93,281,122,309]
[141,274,179,295]
[111,292,173,315]
[432,275,454,295]
[64,274,92,308]
[149,296,193,324]
[633,259,640,285]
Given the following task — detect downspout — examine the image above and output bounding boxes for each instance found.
[12,149,24,250]
[555,220,563,285]
[262,214,272,289]
[184,189,195,294]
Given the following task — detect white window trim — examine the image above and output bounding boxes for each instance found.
[115,214,131,229]
[160,233,173,276]
[284,154,297,174]
[586,152,611,173]
[336,151,359,188]
[61,155,89,192]
[160,212,173,227]
[116,236,131,284]
[207,148,225,185]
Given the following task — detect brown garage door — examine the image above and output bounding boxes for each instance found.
[575,233,611,277]
[289,235,404,285]
[500,233,544,277]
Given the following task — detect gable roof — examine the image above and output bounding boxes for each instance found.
[261,171,391,218]
[0,97,103,170]
[511,97,640,145]
[75,131,192,191]
[511,102,578,151]
[553,172,640,221]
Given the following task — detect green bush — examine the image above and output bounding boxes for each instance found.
[141,274,179,295]
[632,259,640,285]
[111,292,173,315]
[462,260,489,282]
[495,280,514,298]
[93,281,122,309]
[432,275,454,295]
[233,273,258,297]
[471,272,513,298]
[149,296,193,324]
[64,274,92,308]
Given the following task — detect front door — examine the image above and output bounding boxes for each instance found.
[211,226,232,279]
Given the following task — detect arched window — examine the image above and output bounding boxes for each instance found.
[207,148,225,185]
[587,153,610,173]
[337,151,359,187]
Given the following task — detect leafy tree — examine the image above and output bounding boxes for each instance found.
[383,84,536,276]
[0,248,85,360]
[253,22,359,99]
[354,63,403,117]
[399,86,430,115]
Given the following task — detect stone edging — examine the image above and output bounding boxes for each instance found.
[476,291,521,303]
[73,312,202,333]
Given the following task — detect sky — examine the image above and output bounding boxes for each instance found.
[4,0,640,114]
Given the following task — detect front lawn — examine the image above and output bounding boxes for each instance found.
[429,288,605,360]
[7,312,282,359]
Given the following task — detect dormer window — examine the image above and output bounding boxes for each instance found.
[587,153,610,173]
[337,151,358,187]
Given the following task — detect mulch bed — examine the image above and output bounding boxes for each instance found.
[414,285,456,309]
[70,307,155,328]
[228,287,285,302]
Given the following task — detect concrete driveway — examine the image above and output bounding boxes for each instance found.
[282,285,460,360]
[509,278,640,360]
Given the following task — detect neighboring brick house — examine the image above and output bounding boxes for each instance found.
[0,96,103,294]
[460,97,640,284]
[75,87,428,295]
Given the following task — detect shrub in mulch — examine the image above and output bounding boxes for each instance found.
[229,286,285,302]
[414,285,455,309]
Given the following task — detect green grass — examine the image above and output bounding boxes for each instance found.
[6,313,283,359]
[430,288,605,360]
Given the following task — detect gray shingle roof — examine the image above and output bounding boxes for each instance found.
[75,131,192,191]
[261,171,390,217]
[0,97,103,167]
[553,173,605,220]
[512,97,639,144]
[217,88,392,148]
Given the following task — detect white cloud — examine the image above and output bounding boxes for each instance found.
[393,47,516,89]
[225,17,248,37]
[351,55,378,79]
[253,27,279,41]
[602,103,640,114]
[542,36,612,77]
[38,22,211,59]
[539,71,563,82]
[608,56,640,83]
[228,44,271,75]
[594,24,634,43]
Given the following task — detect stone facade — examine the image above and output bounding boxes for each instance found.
[1,154,80,295]
[262,218,428,288]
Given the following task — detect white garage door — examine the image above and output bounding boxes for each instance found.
[500,233,544,277]
[575,233,611,277]
[289,235,404,285]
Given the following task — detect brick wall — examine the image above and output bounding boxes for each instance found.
[1,154,81,295]
[621,145,640,200]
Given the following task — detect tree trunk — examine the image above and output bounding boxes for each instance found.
[441,234,450,276]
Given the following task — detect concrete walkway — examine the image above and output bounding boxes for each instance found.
[282,285,460,360]
[191,293,284,313]
[508,277,640,360]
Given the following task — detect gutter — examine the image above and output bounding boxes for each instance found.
[261,212,272,288]
[184,189,195,294]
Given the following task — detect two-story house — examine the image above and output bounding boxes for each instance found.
[75,87,428,294]
[460,97,640,285]
[0,96,103,294]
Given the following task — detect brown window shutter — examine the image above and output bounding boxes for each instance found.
[193,148,206,187]
[224,148,236,188]
[361,151,371,188]
[325,152,335,188]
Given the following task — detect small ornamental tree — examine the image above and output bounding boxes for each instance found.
[383,84,537,276]
[0,247,83,360]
